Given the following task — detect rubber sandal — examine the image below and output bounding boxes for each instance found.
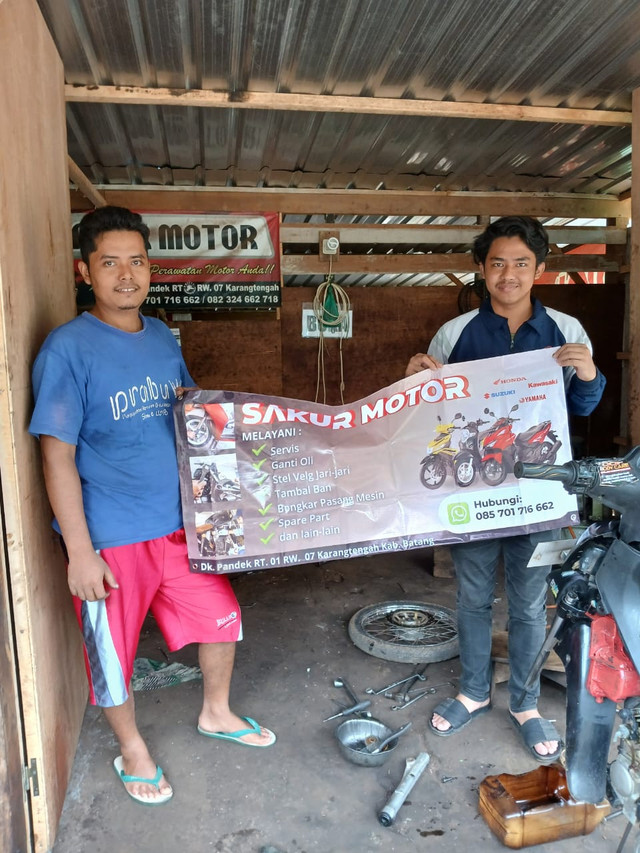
[197,715,276,748]
[508,712,563,765]
[113,756,173,805]
[428,697,492,737]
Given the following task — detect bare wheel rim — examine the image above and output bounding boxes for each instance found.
[363,609,458,646]
[354,602,457,647]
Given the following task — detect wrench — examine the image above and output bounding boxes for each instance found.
[390,681,454,711]
[391,688,436,711]
[397,663,429,703]
[365,670,428,695]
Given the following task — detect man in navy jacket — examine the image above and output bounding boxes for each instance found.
[405,215,605,763]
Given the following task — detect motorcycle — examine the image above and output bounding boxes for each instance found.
[480,404,562,486]
[193,461,241,502]
[450,416,490,487]
[515,449,640,835]
[419,412,466,489]
[186,405,220,453]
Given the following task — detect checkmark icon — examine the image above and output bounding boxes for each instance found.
[257,474,268,486]
[252,458,267,471]
[260,533,275,545]
[258,503,272,516]
[259,518,275,531]
[252,443,267,456]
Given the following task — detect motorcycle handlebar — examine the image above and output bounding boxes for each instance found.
[514,459,599,494]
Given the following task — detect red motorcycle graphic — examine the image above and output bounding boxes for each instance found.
[479,404,562,486]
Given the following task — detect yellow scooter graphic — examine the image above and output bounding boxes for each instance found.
[419,413,466,490]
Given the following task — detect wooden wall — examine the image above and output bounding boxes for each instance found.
[173,282,623,458]
[0,1,87,850]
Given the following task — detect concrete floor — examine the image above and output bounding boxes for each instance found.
[53,550,631,853]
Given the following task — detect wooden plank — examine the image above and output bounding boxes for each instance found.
[0,514,28,853]
[69,187,630,219]
[64,84,632,127]
[282,254,618,275]
[68,156,106,208]
[630,88,640,446]
[281,224,628,245]
[0,1,87,850]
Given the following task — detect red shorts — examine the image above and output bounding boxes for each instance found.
[72,528,241,707]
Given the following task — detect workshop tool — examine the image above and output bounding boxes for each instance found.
[389,680,455,710]
[396,663,429,703]
[336,717,402,767]
[323,699,371,722]
[333,676,372,717]
[366,721,412,754]
[391,688,436,711]
[365,670,428,696]
[378,752,431,826]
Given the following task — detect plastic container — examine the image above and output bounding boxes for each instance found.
[478,764,610,848]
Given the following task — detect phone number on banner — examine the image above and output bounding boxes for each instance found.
[147,282,281,309]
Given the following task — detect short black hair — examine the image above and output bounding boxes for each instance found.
[472,216,549,266]
[78,206,151,264]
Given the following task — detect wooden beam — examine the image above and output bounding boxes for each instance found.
[69,187,630,219]
[281,224,627,245]
[629,88,640,446]
[64,84,632,127]
[283,253,617,275]
[549,244,586,285]
[67,156,106,208]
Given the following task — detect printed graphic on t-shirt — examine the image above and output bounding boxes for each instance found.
[109,375,182,421]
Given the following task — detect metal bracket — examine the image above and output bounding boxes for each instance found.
[23,758,39,796]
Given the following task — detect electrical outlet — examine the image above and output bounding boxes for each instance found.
[322,236,340,255]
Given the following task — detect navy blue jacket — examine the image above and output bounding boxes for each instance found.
[428,298,605,416]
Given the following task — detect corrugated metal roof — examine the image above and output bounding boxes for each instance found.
[37,0,637,196]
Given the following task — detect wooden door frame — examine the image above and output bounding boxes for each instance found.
[0,1,88,850]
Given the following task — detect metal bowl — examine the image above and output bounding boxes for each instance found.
[335,718,399,767]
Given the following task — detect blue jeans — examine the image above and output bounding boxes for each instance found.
[450,532,554,712]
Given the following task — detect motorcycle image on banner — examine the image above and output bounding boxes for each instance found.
[515,448,640,838]
[479,404,562,486]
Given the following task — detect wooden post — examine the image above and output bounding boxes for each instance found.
[630,89,640,446]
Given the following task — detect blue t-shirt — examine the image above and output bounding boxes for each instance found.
[29,312,195,549]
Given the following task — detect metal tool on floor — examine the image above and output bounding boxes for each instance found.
[390,688,436,711]
[336,717,406,767]
[333,676,372,717]
[378,752,431,827]
[365,721,412,754]
[365,669,428,696]
[396,663,429,703]
[323,699,371,722]
[389,681,454,711]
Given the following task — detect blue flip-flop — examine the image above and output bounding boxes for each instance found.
[113,756,173,805]
[197,715,276,748]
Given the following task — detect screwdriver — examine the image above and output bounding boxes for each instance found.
[322,700,371,722]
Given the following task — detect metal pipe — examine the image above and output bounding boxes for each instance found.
[378,752,431,826]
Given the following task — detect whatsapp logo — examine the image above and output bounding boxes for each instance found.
[448,502,470,525]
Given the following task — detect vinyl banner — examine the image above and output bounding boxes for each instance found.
[72,212,281,310]
[174,349,579,574]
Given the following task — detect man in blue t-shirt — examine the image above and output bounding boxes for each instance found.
[30,207,275,806]
[405,216,605,765]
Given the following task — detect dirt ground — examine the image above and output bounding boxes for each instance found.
[52,549,632,853]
